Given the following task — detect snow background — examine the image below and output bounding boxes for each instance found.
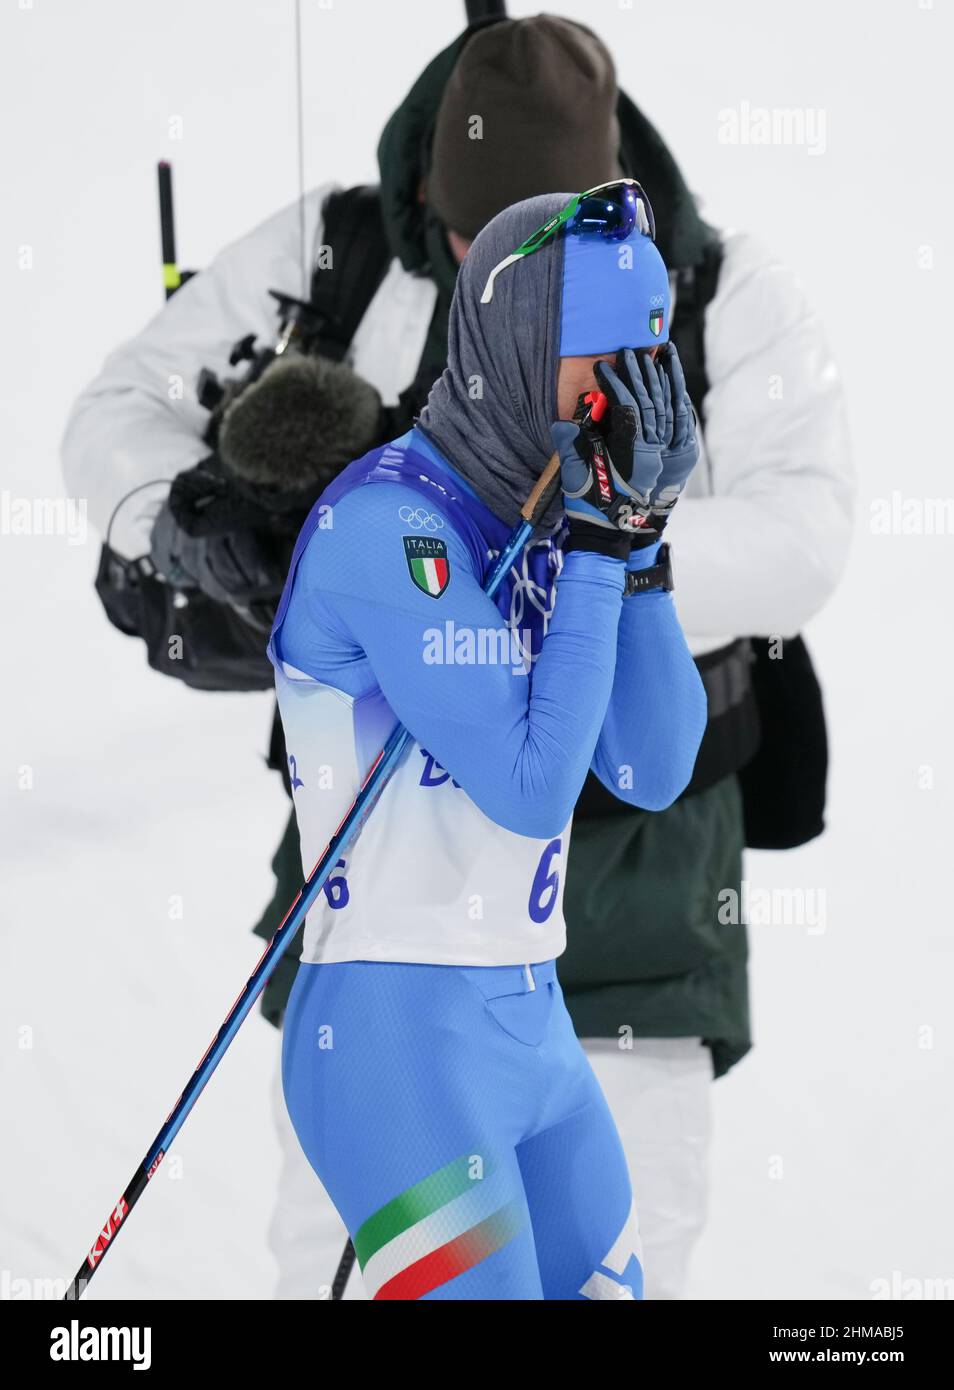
[2,0,951,1300]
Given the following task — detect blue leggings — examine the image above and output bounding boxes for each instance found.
[282,959,642,1300]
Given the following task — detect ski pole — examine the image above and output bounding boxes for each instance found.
[330,1239,356,1301]
[64,448,566,1301]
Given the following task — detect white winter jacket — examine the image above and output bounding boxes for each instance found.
[61,187,853,655]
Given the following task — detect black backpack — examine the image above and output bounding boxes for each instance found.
[669,241,828,850]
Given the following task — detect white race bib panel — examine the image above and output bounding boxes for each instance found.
[270,442,570,968]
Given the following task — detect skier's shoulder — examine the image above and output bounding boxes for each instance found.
[327,474,463,538]
[296,469,481,605]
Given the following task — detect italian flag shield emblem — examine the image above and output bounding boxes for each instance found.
[649,307,664,337]
[403,535,450,598]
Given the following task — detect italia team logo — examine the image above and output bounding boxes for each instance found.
[648,306,664,337]
[403,535,449,598]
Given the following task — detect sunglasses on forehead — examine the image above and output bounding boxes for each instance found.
[480,179,657,305]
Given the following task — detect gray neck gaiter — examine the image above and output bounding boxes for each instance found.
[418,193,570,535]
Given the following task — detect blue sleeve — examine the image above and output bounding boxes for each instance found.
[276,482,626,839]
[590,543,708,811]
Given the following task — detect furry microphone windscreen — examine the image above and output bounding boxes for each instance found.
[217,353,383,492]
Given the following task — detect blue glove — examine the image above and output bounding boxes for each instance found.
[550,350,668,555]
[650,342,700,529]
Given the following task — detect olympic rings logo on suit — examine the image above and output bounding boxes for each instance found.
[398,506,445,532]
[505,538,563,665]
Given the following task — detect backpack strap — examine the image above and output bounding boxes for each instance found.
[669,238,724,430]
[308,186,392,361]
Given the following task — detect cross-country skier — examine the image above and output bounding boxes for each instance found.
[272,184,706,1300]
[62,13,853,1299]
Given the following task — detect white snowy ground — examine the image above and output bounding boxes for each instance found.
[2,0,952,1301]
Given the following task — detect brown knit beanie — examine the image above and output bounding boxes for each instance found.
[427,15,621,240]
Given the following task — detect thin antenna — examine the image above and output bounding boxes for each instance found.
[294,0,307,298]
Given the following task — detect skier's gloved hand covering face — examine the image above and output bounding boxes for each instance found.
[594,349,669,508]
[652,341,700,522]
[550,349,669,552]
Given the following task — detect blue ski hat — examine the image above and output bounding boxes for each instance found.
[560,225,671,354]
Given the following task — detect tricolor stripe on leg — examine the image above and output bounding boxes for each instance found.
[354,1154,523,1300]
